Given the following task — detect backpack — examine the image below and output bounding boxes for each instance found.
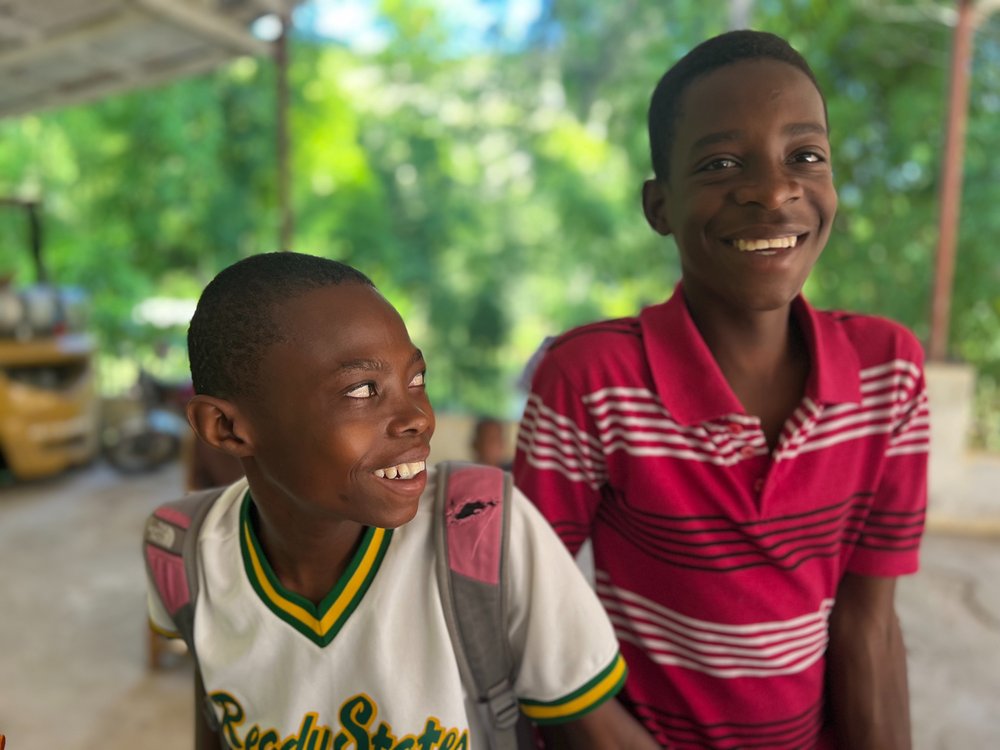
[142,461,535,750]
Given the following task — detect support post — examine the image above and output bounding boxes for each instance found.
[929,0,975,361]
[276,12,294,251]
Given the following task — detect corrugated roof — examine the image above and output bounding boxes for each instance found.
[0,0,301,118]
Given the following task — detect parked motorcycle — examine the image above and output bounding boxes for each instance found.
[102,369,192,474]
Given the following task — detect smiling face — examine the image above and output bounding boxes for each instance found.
[643,58,838,317]
[237,283,435,530]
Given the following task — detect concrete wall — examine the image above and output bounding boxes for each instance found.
[924,362,1000,527]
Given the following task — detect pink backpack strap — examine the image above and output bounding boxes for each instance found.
[434,461,534,750]
[142,487,224,653]
[442,462,505,585]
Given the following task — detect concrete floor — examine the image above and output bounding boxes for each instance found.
[1,460,999,749]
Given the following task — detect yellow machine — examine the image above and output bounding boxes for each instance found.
[0,198,100,481]
[0,334,100,480]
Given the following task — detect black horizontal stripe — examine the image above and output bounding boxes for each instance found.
[632,697,822,749]
[856,528,924,543]
[614,490,874,526]
[547,520,590,550]
[856,539,922,553]
[633,697,821,731]
[604,508,868,556]
[604,488,871,543]
[868,506,928,518]
[599,510,850,571]
[861,513,927,530]
[607,504,870,547]
[549,518,591,536]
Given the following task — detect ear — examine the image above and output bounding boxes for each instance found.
[186,395,254,458]
[642,179,673,236]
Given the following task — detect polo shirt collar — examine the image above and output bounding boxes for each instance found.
[639,284,861,426]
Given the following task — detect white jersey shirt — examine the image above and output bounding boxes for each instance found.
[148,466,626,749]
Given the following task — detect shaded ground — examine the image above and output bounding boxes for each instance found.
[1,460,998,749]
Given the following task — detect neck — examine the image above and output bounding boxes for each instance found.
[246,485,366,606]
[684,293,796,377]
[681,289,810,449]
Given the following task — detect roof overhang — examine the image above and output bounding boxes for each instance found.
[0,0,301,119]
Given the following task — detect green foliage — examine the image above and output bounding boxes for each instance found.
[2,0,999,440]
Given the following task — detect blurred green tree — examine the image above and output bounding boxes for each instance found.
[0,0,998,444]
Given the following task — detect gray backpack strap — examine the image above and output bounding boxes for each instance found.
[434,461,535,750]
[142,487,225,659]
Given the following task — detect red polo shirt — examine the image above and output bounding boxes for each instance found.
[514,286,929,750]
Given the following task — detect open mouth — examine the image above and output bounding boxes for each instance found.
[373,460,426,480]
[728,234,806,254]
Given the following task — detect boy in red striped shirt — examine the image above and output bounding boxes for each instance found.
[514,30,927,750]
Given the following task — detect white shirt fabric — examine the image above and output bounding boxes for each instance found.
[148,465,625,748]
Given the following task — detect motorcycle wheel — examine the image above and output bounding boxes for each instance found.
[103,424,180,474]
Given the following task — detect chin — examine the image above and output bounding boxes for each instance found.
[736,282,807,312]
[373,502,421,530]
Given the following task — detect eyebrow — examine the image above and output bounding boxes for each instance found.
[691,122,828,151]
[335,349,425,374]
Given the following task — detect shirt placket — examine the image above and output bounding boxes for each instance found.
[717,415,770,514]
[757,401,823,514]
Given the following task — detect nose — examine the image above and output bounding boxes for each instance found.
[388,391,434,437]
[733,160,802,210]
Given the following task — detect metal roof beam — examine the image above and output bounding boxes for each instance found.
[0,12,42,42]
[132,0,271,57]
[0,51,230,119]
[0,13,138,70]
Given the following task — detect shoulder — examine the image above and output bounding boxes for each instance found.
[544,315,643,358]
[532,315,645,387]
[816,308,925,369]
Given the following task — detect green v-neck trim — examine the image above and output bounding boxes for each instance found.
[239,493,393,648]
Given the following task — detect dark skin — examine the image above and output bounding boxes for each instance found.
[642,59,911,749]
[685,297,810,450]
[187,284,658,750]
[827,575,912,749]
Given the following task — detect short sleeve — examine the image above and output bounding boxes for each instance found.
[505,487,626,724]
[513,349,607,555]
[848,349,930,577]
[147,582,181,639]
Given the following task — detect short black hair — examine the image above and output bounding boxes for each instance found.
[188,251,375,399]
[648,30,826,182]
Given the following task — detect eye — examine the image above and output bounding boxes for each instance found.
[346,382,377,399]
[409,371,426,388]
[699,157,740,172]
[791,150,825,164]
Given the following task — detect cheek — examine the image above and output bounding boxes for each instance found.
[816,181,838,218]
[678,194,718,231]
[324,420,378,468]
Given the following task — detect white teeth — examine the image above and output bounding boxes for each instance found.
[374,461,425,480]
[734,236,798,252]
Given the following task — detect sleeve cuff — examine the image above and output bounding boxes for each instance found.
[519,652,627,725]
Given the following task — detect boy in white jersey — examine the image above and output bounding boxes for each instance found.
[147,251,657,750]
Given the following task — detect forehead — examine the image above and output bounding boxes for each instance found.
[271,283,410,355]
[672,59,826,150]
